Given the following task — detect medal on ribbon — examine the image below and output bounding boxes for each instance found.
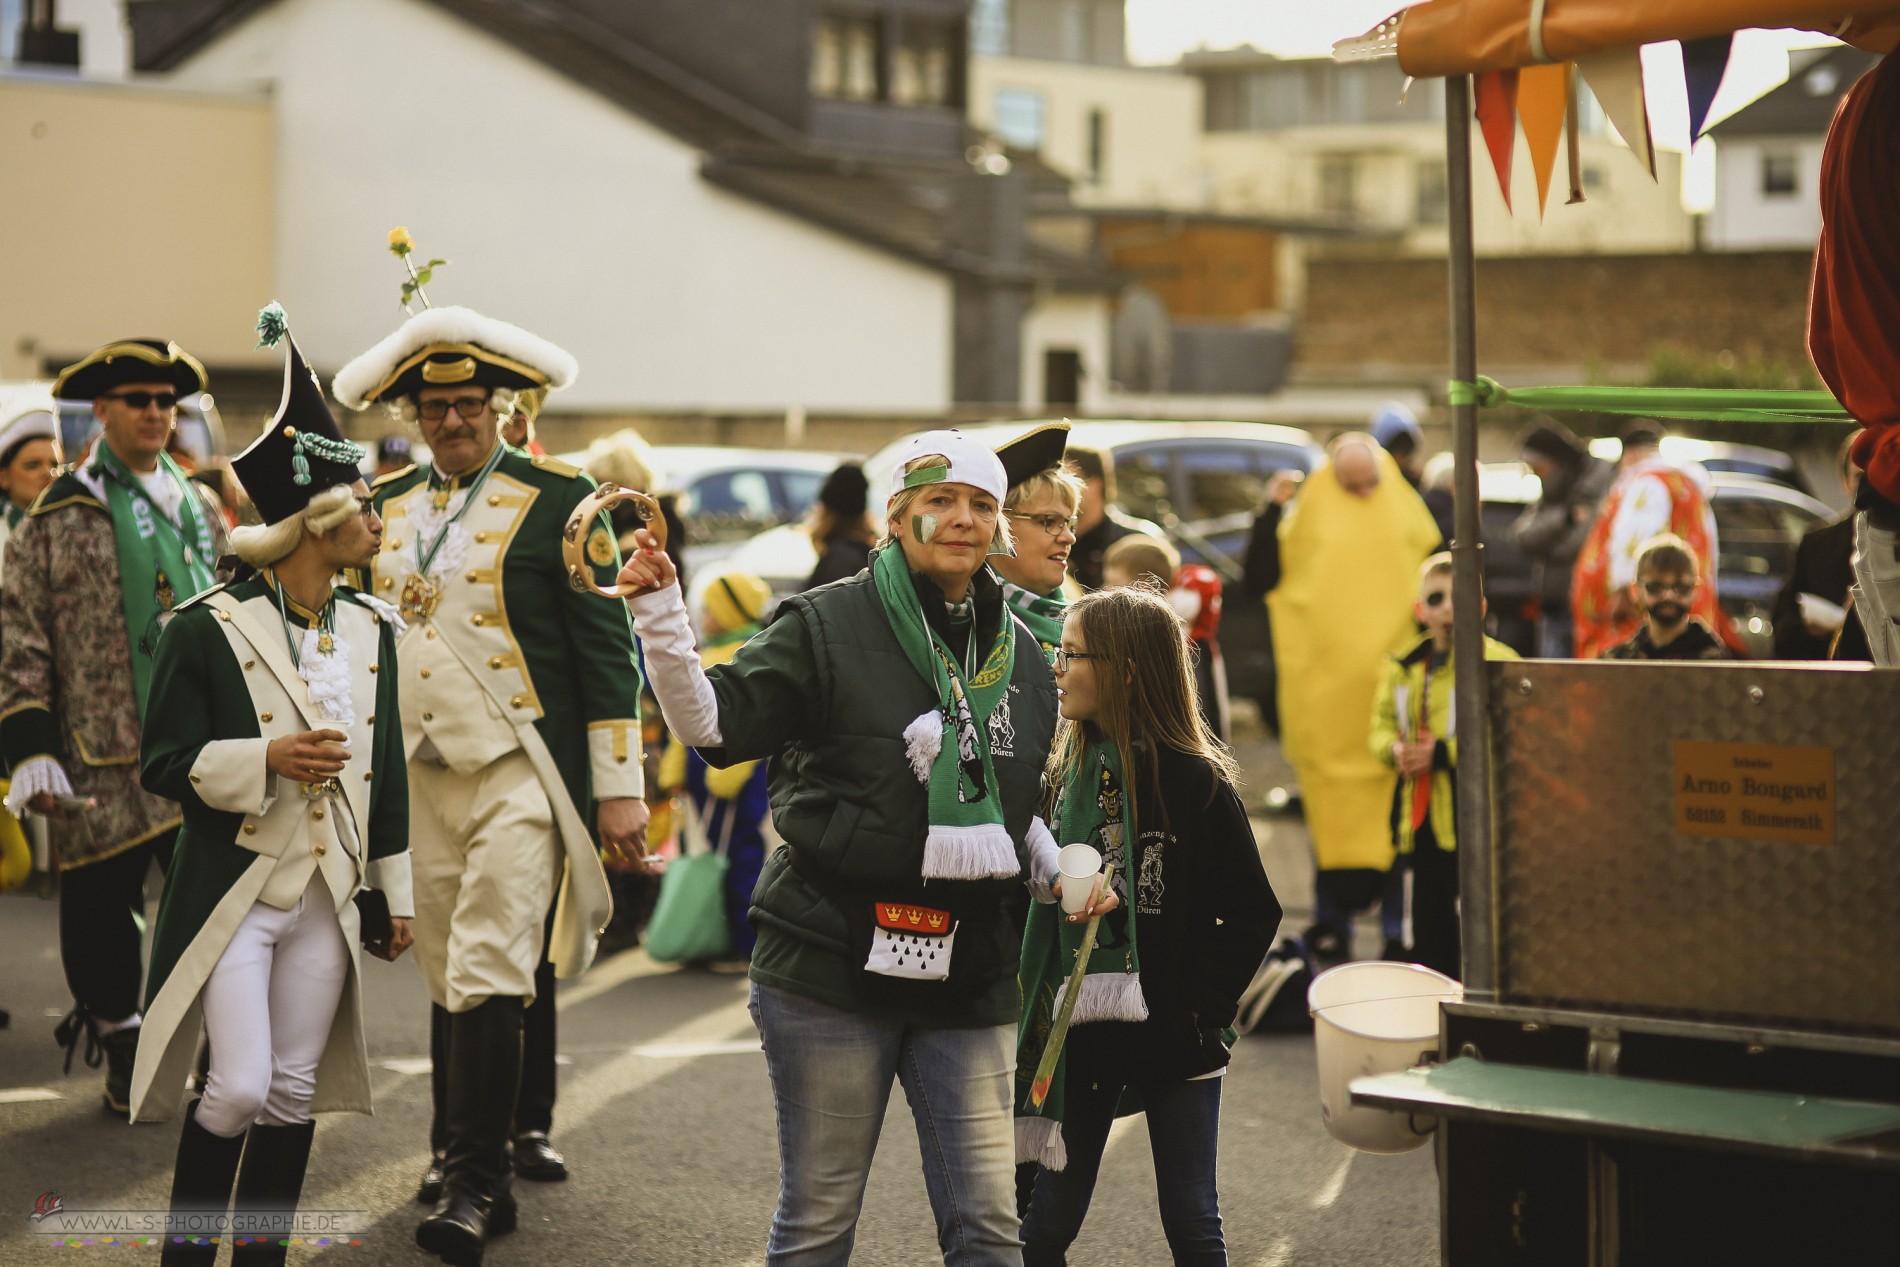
[400,572,442,621]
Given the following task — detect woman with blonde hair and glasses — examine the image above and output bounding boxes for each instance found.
[1015,585,1279,1266]
[989,424,1082,663]
[620,429,1064,1265]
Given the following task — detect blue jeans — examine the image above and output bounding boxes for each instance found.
[1020,1073,1227,1266]
[749,982,1023,1266]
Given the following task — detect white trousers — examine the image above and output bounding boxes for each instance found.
[196,873,351,1139]
[409,750,560,1013]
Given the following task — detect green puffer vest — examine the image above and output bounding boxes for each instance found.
[746,569,1058,1027]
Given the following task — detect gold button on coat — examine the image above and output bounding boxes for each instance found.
[243,824,256,835]
[313,809,325,820]
[511,695,527,709]
[422,712,434,722]
[420,668,431,679]
[261,712,273,722]
[315,844,327,856]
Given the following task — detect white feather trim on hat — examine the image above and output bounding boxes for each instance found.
[331,305,579,410]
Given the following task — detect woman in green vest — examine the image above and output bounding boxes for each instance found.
[623,428,1062,1265]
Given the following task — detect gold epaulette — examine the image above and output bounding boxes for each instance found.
[369,463,418,491]
[530,452,582,479]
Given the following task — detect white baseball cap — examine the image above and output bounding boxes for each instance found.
[884,430,1009,507]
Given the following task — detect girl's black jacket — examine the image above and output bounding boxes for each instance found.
[1067,742,1281,1085]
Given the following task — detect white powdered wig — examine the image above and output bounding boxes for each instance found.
[331,305,579,410]
[229,483,360,567]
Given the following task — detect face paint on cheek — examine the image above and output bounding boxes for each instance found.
[911,513,939,544]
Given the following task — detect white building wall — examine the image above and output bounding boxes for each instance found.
[1706,136,1827,250]
[1019,292,1110,411]
[168,0,953,414]
[970,55,1205,210]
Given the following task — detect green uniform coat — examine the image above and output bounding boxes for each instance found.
[129,577,408,1122]
[368,448,642,978]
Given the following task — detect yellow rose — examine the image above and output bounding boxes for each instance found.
[387,225,415,256]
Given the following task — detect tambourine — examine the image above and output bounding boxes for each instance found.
[562,482,667,598]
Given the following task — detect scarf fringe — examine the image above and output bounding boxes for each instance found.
[903,710,942,785]
[1051,970,1149,1025]
[922,823,1021,880]
[1015,1115,1069,1171]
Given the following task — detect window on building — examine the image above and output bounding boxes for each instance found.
[1760,151,1799,197]
[1249,70,1307,129]
[970,0,1009,58]
[812,13,882,102]
[1043,349,1082,407]
[1087,107,1107,184]
[1415,160,1448,226]
[992,87,1046,149]
[892,18,958,106]
[1327,66,1369,124]
[1318,155,1357,218]
[1058,0,1090,62]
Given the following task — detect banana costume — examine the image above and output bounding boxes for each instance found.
[1269,448,1441,872]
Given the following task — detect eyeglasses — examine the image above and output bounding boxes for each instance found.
[1052,648,1102,672]
[1421,591,1450,608]
[1006,510,1080,537]
[417,397,490,422]
[1642,580,1696,597]
[101,391,178,411]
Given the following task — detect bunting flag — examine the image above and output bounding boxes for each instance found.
[1474,69,1521,209]
[1577,49,1657,180]
[1517,62,1570,216]
[1682,34,1735,141]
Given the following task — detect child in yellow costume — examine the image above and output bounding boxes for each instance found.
[1267,437,1441,958]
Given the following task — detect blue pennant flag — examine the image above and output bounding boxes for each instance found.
[1683,34,1734,142]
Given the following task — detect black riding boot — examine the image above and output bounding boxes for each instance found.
[160,1100,246,1267]
[416,997,523,1266]
[231,1119,316,1266]
[418,1002,451,1204]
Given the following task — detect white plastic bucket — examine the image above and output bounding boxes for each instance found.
[1307,961,1461,1154]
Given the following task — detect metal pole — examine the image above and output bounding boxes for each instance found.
[1445,74,1497,1001]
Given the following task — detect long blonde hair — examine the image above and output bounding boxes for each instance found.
[1045,585,1239,830]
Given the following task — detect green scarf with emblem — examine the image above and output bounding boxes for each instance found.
[1014,740,1148,1170]
[91,445,218,716]
[872,541,1021,881]
[998,578,1066,662]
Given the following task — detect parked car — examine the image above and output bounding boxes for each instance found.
[1585,435,1815,496]
[1480,461,1835,658]
[560,442,851,576]
[699,420,1321,711]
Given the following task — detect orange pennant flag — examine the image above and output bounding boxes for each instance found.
[1518,62,1569,217]
[1474,69,1520,211]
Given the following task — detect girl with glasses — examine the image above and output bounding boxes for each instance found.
[1018,586,1280,1266]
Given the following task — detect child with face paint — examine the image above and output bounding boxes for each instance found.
[1603,534,1729,661]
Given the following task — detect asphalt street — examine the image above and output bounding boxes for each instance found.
[0,711,1437,1265]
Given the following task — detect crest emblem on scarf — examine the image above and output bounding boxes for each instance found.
[987,690,1016,758]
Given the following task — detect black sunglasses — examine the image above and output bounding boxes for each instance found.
[102,390,178,411]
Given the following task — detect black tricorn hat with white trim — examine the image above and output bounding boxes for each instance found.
[233,305,366,526]
[995,421,1071,489]
[53,339,208,401]
[331,305,578,409]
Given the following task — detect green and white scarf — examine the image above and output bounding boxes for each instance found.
[872,542,1021,880]
[91,445,218,716]
[1015,741,1149,1170]
[999,578,1066,662]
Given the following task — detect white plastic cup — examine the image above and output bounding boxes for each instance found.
[1056,843,1103,915]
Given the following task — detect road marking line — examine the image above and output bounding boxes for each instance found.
[554,946,680,1012]
[630,1039,761,1059]
[0,1087,62,1104]
[1255,1235,1295,1266]
[1311,1152,1353,1209]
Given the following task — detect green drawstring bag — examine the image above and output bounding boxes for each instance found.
[644,799,733,964]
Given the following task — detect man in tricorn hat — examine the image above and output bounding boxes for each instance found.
[335,302,645,1264]
[0,338,231,1114]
